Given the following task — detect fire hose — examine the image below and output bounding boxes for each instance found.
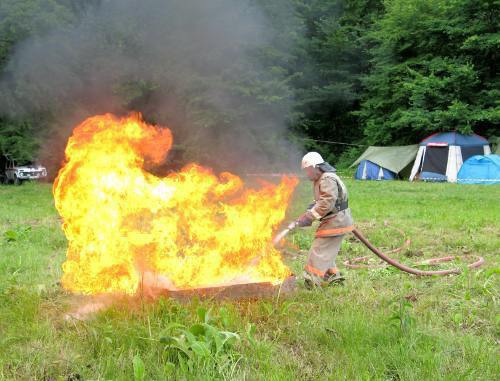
[273,224,484,276]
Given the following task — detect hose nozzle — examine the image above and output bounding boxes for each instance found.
[272,221,298,247]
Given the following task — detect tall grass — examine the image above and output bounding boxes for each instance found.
[0,180,498,380]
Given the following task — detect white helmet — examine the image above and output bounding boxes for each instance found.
[301,152,324,169]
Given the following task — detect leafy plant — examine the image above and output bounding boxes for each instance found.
[159,307,242,376]
[3,225,31,243]
[132,354,145,381]
[390,299,416,335]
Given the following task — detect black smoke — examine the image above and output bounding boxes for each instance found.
[0,0,301,176]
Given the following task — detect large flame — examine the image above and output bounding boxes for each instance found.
[53,113,298,295]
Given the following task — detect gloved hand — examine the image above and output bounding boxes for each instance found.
[296,211,314,227]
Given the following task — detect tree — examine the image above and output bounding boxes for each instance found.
[356,0,499,145]
[0,117,40,162]
[0,0,75,70]
[0,1,297,171]
[288,0,383,162]
[0,0,78,161]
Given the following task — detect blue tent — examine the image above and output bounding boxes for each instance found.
[351,145,418,180]
[457,155,500,185]
[410,132,491,183]
[420,132,489,147]
[355,160,396,180]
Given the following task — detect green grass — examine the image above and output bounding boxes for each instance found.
[0,180,498,380]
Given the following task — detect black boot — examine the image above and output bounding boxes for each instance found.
[322,270,345,286]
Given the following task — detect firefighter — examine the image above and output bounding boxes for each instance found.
[296,152,354,288]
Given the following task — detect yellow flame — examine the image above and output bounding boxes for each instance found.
[53,113,298,294]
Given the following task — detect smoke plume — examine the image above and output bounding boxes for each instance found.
[0,0,300,175]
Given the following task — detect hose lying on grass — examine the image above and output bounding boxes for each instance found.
[348,228,484,276]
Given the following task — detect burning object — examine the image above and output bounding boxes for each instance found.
[53,113,297,296]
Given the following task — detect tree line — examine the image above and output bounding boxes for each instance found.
[0,0,498,168]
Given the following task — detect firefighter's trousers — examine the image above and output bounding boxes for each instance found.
[304,235,344,285]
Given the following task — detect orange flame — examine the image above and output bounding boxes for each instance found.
[53,113,298,295]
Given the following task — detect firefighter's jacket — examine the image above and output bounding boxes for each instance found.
[309,170,354,237]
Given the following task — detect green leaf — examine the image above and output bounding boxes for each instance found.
[213,330,223,354]
[159,335,175,345]
[220,331,240,348]
[452,313,463,325]
[4,230,18,242]
[196,307,207,323]
[132,354,145,381]
[190,341,211,358]
[189,323,206,337]
[197,306,213,323]
[164,362,176,375]
[219,307,230,327]
[181,330,197,344]
[246,323,256,347]
[177,353,189,373]
[169,342,192,359]
[160,323,186,337]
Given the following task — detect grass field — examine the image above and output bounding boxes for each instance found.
[0,179,498,380]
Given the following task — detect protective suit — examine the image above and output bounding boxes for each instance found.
[304,163,354,285]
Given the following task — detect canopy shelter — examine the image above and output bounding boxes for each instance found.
[457,155,500,185]
[410,132,491,183]
[351,145,419,180]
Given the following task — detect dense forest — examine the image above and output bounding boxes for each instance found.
[0,0,498,171]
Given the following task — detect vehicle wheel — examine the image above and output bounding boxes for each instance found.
[14,175,22,186]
